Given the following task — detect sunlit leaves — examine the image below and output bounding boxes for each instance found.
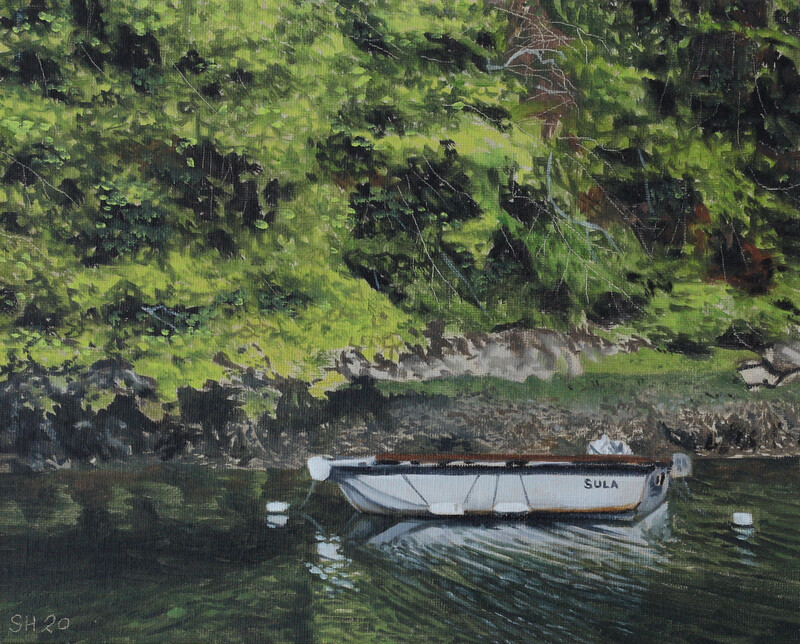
[0,0,799,402]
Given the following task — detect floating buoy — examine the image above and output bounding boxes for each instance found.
[266,514,288,528]
[732,512,754,528]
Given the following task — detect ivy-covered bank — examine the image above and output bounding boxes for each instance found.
[2,0,800,466]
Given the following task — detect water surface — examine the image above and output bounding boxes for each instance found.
[0,459,798,642]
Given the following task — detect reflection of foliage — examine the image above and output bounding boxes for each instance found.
[0,467,323,641]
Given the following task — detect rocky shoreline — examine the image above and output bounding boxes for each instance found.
[260,390,800,469]
[2,326,800,472]
[2,374,799,474]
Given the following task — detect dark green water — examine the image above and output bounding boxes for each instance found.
[0,459,799,643]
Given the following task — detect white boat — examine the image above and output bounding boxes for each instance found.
[308,452,690,519]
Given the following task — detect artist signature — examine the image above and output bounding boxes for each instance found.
[8,614,70,635]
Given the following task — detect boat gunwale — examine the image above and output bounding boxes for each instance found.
[332,464,666,477]
[372,453,670,467]
[331,460,671,478]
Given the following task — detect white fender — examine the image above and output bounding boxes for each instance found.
[671,453,692,478]
[307,456,332,481]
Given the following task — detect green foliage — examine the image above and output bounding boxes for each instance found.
[0,0,799,401]
[78,179,171,264]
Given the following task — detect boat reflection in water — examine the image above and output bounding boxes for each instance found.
[345,502,671,565]
[327,505,673,641]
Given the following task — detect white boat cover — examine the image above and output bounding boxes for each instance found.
[587,434,633,455]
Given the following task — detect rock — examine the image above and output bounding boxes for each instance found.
[738,361,781,388]
[767,344,800,372]
[337,327,644,383]
[739,342,800,389]
[87,358,157,398]
[587,434,633,455]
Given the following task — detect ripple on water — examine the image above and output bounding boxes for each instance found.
[328,459,800,643]
[1,459,799,642]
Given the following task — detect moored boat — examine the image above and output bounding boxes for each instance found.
[308,452,690,519]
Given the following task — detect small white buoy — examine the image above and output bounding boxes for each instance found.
[266,501,290,513]
[266,514,288,528]
[732,512,754,528]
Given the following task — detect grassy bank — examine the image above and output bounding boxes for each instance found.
[375,348,784,406]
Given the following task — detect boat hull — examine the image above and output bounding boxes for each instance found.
[321,457,671,519]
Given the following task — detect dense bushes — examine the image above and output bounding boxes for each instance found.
[0,0,799,408]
